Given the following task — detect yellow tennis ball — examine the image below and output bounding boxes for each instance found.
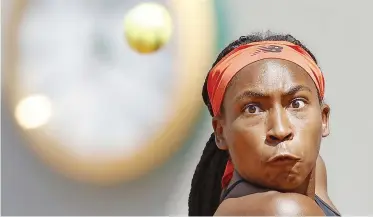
[124,2,173,54]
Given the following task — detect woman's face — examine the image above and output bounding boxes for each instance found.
[213,59,330,191]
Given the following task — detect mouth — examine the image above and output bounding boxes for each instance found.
[266,153,301,164]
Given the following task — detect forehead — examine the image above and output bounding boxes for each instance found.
[226,59,318,95]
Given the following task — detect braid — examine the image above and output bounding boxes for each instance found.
[188,133,228,216]
[189,31,320,216]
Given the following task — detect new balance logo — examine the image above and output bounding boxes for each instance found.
[251,45,283,56]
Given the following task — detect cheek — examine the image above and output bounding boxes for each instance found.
[225,118,267,171]
[290,111,322,160]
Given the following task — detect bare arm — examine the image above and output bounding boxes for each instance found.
[214,155,338,216]
[214,192,325,216]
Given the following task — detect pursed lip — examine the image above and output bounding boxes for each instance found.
[266,153,301,164]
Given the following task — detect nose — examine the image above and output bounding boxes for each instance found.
[266,106,294,145]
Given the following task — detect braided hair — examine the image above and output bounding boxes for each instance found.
[188,32,320,216]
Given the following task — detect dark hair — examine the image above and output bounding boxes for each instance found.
[188,32,320,216]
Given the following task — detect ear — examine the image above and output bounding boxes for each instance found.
[321,103,330,137]
[212,116,228,150]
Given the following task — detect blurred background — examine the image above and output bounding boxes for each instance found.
[2,0,373,215]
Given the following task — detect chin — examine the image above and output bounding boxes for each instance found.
[268,173,306,192]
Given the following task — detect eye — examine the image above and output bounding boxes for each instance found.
[290,98,306,109]
[244,104,263,114]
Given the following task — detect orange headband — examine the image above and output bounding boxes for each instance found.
[207,41,325,116]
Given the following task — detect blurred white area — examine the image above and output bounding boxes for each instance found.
[17,0,176,157]
[15,94,52,129]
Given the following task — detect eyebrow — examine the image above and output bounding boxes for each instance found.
[234,85,312,102]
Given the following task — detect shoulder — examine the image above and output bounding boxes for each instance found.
[214,191,325,216]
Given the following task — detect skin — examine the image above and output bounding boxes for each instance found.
[212,59,334,215]
[218,156,339,214]
[315,155,339,213]
[215,191,326,216]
